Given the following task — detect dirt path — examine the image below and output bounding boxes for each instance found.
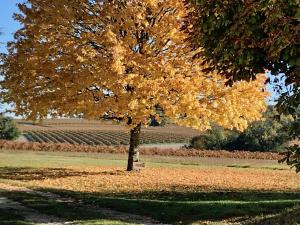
[140,142,187,149]
[16,135,29,142]
[0,183,165,225]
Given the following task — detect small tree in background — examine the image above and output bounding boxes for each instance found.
[190,124,239,150]
[0,0,267,171]
[149,105,168,127]
[0,116,21,140]
[233,107,292,151]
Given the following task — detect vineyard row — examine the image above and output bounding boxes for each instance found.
[23,130,192,146]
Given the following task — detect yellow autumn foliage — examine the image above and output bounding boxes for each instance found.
[1,0,267,131]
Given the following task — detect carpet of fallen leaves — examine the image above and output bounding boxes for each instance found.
[1,140,281,160]
[19,166,299,194]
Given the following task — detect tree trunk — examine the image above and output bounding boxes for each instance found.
[127,123,141,171]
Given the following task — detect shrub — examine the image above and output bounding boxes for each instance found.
[0,116,21,140]
[0,140,280,160]
[190,124,239,150]
[230,115,291,152]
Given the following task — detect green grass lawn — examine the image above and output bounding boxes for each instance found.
[0,150,287,170]
[0,150,299,225]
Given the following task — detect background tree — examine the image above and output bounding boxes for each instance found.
[190,106,293,152]
[190,123,239,150]
[0,0,267,171]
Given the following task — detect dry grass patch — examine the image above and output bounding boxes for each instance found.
[14,166,299,194]
[0,141,281,160]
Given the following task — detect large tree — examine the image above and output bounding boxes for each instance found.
[188,0,299,84]
[279,106,300,172]
[0,0,267,171]
[188,0,299,172]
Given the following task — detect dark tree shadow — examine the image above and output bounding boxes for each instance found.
[0,208,31,225]
[0,190,152,225]
[0,167,101,181]
[36,188,300,225]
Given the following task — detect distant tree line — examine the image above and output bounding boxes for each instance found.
[190,106,297,152]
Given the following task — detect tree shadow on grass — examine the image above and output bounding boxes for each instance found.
[37,188,300,225]
[0,190,150,225]
[0,167,101,181]
[0,185,299,224]
[0,208,32,225]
